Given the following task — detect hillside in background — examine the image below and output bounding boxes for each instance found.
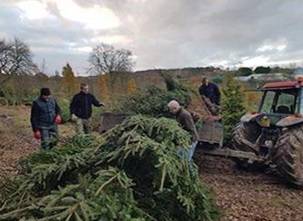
[0,67,225,104]
[0,66,296,111]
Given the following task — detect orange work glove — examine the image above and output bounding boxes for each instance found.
[54,115,62,124]
[34,130,41,140]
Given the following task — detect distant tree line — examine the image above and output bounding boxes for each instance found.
[236,66,272,76]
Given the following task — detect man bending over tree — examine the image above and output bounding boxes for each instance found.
[168,100,199,173]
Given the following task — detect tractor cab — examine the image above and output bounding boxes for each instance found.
[260,88,298,116]
[241,80,303,128]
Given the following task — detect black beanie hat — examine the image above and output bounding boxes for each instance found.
[40,88,51,96]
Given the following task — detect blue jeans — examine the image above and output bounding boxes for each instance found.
[40,125,58,150]
[177,141,198,173]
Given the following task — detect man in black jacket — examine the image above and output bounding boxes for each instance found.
[30,88,62,150]
[199,77,221,105]
[70,83,104,134]
[199,77,221,115]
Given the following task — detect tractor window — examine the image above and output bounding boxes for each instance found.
[260,91,275,113]
[260,90,297,114]
[276,92,296,114]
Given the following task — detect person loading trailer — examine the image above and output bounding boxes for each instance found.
[199,77,221,115]
[167,100,199,173]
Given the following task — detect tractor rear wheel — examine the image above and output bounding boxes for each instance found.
[272,126,303,187]
[231,122,260,169]
[231,121,261,152]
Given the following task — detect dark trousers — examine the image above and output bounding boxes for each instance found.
[40,125,58,150]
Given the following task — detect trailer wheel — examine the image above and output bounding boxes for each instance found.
[272,126,303,187]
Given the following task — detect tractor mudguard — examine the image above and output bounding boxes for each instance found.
[276,115,303,127]
[240,112,263,123]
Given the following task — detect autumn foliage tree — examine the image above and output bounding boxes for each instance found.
[98,74,109,102]
[61,63,78,97]
[127,78,137,94]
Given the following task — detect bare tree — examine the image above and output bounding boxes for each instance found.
[88,43,134,74]
[0,38,38,86]
[9,38,38,75]
[0,38,37,75]
[0,39,12,75]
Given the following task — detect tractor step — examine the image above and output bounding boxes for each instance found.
[199,147,261,162]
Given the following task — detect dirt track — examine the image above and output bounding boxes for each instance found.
[197,151,303,221]
[0,106,38,179]
[0,106,303,221]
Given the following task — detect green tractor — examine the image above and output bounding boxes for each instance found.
[231,80,303,186]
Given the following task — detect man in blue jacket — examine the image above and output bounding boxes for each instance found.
[30,88,62,150]
[70,83,104,134]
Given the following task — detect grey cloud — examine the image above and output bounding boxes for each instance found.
[1,0,303,74]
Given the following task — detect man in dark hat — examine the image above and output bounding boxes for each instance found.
[30,88,62,150]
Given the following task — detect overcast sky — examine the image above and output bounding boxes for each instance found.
[0,0,302,75]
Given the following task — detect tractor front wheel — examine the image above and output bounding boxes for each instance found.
[272,126,303,187]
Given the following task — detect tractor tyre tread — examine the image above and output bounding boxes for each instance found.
[272,126,303,187]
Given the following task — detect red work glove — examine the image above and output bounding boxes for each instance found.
[54,115,62,124]
[34,130,41,140]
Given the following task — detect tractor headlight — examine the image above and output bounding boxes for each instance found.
[259,116,271,127]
